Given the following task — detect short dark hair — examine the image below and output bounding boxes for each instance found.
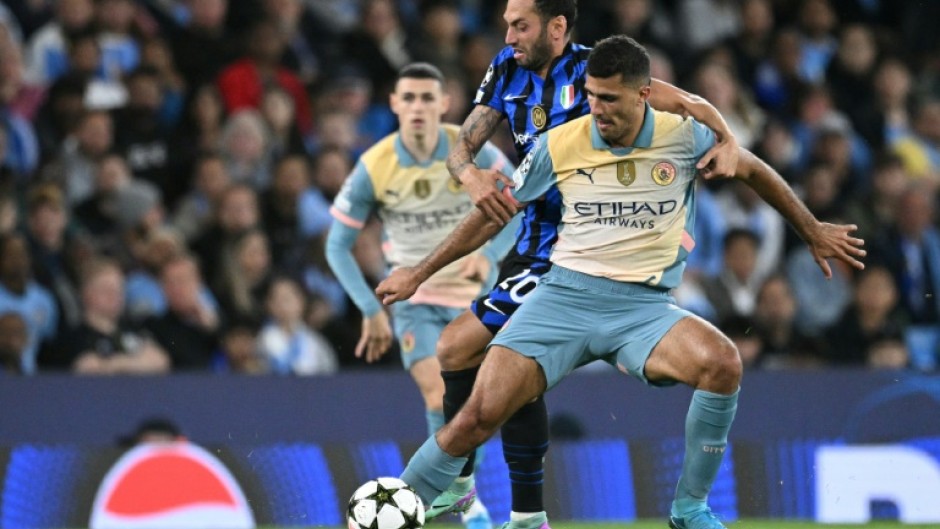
[587,35,651,86]
[396,62,446,86]
[534,0,578,35]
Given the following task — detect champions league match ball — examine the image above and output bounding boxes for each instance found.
[348,477,426,529]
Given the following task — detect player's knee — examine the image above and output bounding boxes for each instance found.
[703,337,742,393]
[436,331,478,370]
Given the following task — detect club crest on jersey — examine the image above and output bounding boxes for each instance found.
[617,160,636,187]
[531,105,547,130]
[401,331,415,353]
[652,161,677,186]
[559,85,576,110]
[414,179,431,198]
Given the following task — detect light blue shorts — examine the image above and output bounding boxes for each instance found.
[488,265,691,389]
[390,301,464,370]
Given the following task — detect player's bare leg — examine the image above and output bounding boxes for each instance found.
[413,351,492,529]
[438,313,552,528]
[401,346,546,514]
[644,316,742,529]
[441,345,546,453]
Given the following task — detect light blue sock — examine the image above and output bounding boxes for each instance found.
[401,435,468,505]
[672,388,739,517]
[426,409,446,437]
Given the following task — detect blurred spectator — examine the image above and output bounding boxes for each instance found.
[263,155,312,270]
[677,0,740,57]
[411,0,464,75]
[309,144,352,203]
[217,109,276,190]
[214,317,268,374]
[33,73,87,159]
[42,257,170,374]
[261,86,308,159]
[138,37,186,128]
[752,118,800,182]
[212,228,273,326]
[0,312,28,374]
[312,70,395,154]
[842,152,907,243]
[343,0,415,105]
[822,265,905,366]
[752,273,818,365]
[796,0,838,84]
[790,85,871,180]
[692,61,765,149]
[113,179,166,266]
[724,0,774,87]
[216,18,313,136]
[891,96,940,185]
[124,226,218,321]
[169,0,237,90]
[0,40,40,180]
[73,153,132,251]
[715,180,785,283]
[113,66,179,202]
[145,253,219,370]
[171,152,232,243]
[0,232,58,374]
[24,0,94,86]
[826,24,880,149]
[870,183,940,326]
[66,28,127,109]
[262,0,337,88]
[93,0,140,82]
[39,108,113,205]
[872,57,913,146]
[192,182,260,279]
[24,183,86,331]
[785,221,853,337]
[258,276,338,375]
[753,28,809,115]
[700,228,763,324]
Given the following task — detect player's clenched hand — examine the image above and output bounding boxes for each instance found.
[697,135,739,180]
[356,311,393,363]
[806,222,866,279]
[459,254,491,282]
[376,267,421,305]
[460,166,516,224]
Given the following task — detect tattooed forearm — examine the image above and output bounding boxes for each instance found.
[447,106,504,180]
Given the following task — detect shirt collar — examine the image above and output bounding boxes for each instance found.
[590,102,655,154]
[395,128,449,167]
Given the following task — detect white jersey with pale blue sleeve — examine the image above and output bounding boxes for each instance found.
[328,125,517,311]
[509,106,716,288]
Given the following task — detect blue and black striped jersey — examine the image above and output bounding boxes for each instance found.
[474,42,591,262]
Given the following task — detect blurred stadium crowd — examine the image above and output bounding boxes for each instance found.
[0,0,937,376]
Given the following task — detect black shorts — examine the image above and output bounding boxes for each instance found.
[471,256,552,334]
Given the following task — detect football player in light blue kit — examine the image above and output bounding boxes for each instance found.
[377,36,867,529]
[327,63,519,529]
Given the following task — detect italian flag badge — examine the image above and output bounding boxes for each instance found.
[559,85,575,109]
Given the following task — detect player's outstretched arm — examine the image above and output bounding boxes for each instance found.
[326,221,393,362]
[648,78,739,179]
[376,208,509,304]
[734,148,867,277]
[447,105,516,223]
